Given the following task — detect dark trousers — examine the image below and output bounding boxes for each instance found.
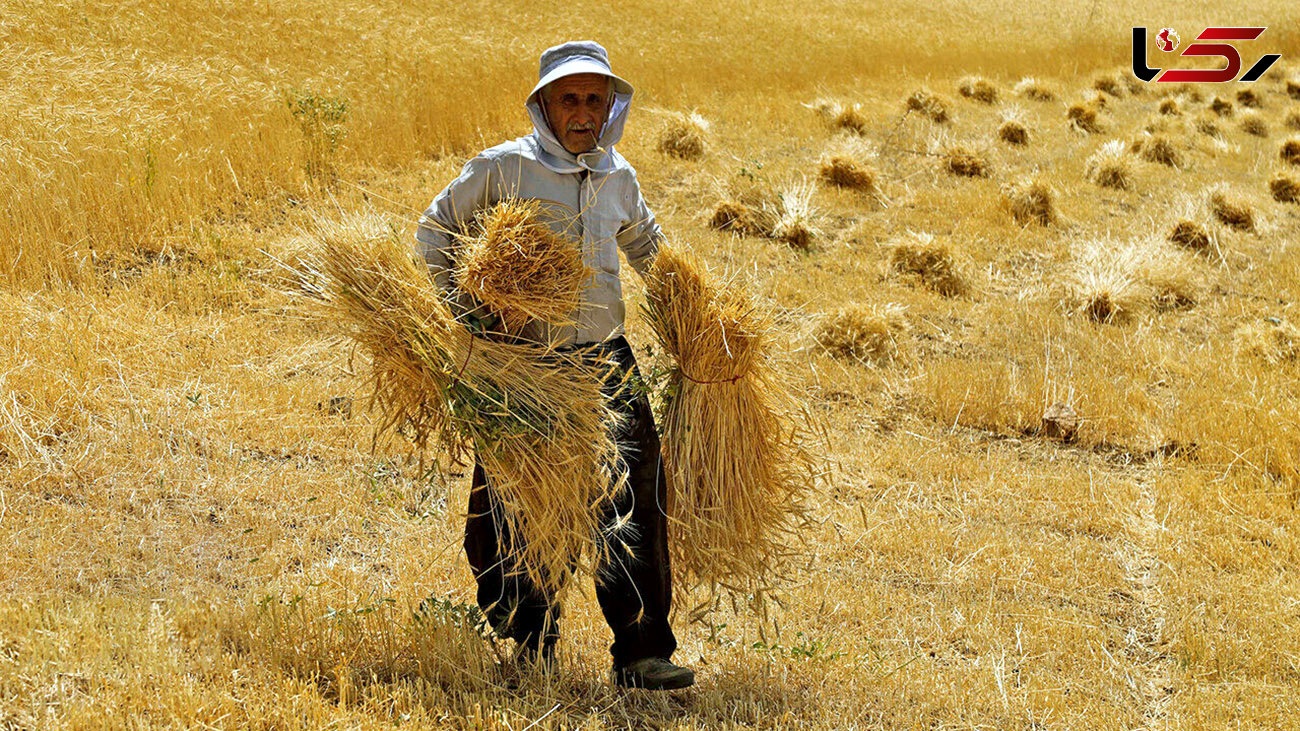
[463,336,677,667]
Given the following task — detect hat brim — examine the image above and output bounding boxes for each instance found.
[528,59,633,100]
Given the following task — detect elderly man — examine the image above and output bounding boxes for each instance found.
[415,41,693,691]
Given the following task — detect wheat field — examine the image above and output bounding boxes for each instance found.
[4,0,1300,727]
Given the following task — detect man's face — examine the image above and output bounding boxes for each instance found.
[543,73,611,154]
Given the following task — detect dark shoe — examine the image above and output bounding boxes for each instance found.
[612,657,695,690]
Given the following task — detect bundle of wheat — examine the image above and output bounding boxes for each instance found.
[890,231,969,296]
[642,244,820,606]
[905,89,951,123]
[818,155,876,192]
[1013,76,1057,102]
[312,213,623,595]
[455,199,592,334]
[1067,103,1104,134]
[814,303,907,365]
[1130,133,1183,167]
[1085,141,1133,190]
[1207,186,1255,231]
[1270,172,1300,203]
[809,98,868,134]
[957,76,999,104]
[1239,112,1270,138]
[1237,89,1262,108]
[657,111,709,160]
[943,145,989,177]
[1281,138,1300,166]
[1003,178,1057,226]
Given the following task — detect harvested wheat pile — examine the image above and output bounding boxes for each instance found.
[943,145,989,177]
[643,244,820,603]
[1287,110,1300,131]
[1208,186,1255,231]
[1159,98,1182,116]
[1168,219,1211,253]
[710,200,763,236]
[1085,141,1133,189]
[1131,133,1183,167]
[767,180,821,249]
[1067,103,1104,134]
[1003,178,1056,226]
[1211,97,1235,116]
[1271,172,1300,203]
[814,303,906,365]
[1237,89,1262,108]
[314,214,623,595]
[1066,240,1145,324]
[1234,318,1300,365]
[890,232,968,296]
[1281,138,1300,166]
[657,111,709,160]
[905,88,951,123]
[1288,80,1300,100]
[1240,112,1270,138]
[810,98,868,135]
[819,155,876,192]
[1065,238,1197,322]
[957,76,999,104]
[1093,74,1124,97]
[1195,115,1223,137]
[997,108,1029,145]
[455,200,591,333]
[1014,77,1056,101]
[998,120,1029,145]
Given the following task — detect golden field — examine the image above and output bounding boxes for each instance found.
[4,0,1300,726]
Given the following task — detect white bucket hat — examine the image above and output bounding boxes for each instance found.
[528,40,634,99]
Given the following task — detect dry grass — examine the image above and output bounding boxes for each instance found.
[1002,177,1057,225]
[942,144,989,177]
[316,215,623,595]
[642,245,820,602]
[1130,133,1183,167]
[957,75,999,103]
[1085,140,1134,189]
[657,110,710,160]
[905,88,951,123]
[1270,172,1300,203]
[814,303,907,365]
[890,231,969,296]
[1013,76,1056,101]
[1207,186,1256,231]
[454,199,592,333]
[1067,102,1104,134]
[1281,138,1300,166]
[1233,318,1300,365]
[1239,112,1270,138]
